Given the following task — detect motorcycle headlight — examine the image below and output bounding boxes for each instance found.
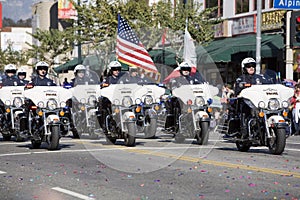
[195,96,205,106]
[47,99,58,110]
[88,95,97,106]
[268,98,280,110]
[5,100,11,106]
[122,96,133,107]
[282,101,289,109]
[80,98,86,104]
[258,101,265,109]
[13,97,23,108]
[37,101,44,108]
[135,98,142,105]
[144,95,153,105]
[60,101,66,108]
[113,99,120,105]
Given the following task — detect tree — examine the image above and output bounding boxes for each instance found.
[26,28,76,67]
[0,43,28,71]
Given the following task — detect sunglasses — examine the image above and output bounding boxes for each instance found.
[112,67,121,71]
[6,70,16,74]
[181,67,191,72]
[245,63,256,69]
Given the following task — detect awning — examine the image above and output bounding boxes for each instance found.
[198,33,284,63]
[149,48,180,67]
[53,57,82,73]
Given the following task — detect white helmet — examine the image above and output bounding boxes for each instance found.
[4,64,17,73]
[17,68,27,76]
[241,57,256,73]
[74,64,86,74]
[35,61,49,70]
[108,61,122,71]
[179,62,191,72]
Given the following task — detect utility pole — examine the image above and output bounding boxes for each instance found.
[77,0,82,64]
[286,11,294,80]
[256,0,261,74]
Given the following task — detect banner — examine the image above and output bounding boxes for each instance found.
[58,0,77,20]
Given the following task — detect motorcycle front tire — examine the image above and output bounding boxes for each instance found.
[48,125,60,150]
[268,128,286,155]
[124,123,136,146]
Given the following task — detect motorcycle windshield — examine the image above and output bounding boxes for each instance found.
[239,84,294,108]
[23,86,73,108]
[101,83,145,106]
[172,83,219,105]
[71,70,101,104]
[0,86,25,107]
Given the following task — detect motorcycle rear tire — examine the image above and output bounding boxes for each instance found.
[268,128,286,155]
[48,126,60,150]
[124,123,136,146]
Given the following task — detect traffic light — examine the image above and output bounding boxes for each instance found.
[281,12,287,45]
[290,10,300,48]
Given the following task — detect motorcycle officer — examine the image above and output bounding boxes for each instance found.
[102,61,123,85]
[164,62,205,131]
[2,64,22,86]
[98,61,124,134]
[233,57,270,138]
[17,68,29,85]
[119,66,145,84]
[169,62,205,90]
[30,61,56,86]
[234,57,269,95]
[71,64,88,87]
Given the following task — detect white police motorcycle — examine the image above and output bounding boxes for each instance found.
[223,83,294,155]
[99,83,140,146]
[133,83,166,138]
[70,71,101,138]
[23,85,73,150]
[164,83,218,145]
[0,86,26,141]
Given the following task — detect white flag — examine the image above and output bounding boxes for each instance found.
[183,27,197,66]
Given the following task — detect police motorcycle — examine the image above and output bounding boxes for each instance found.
[223,74,294,155]
[70,66,101,138]
[22,83,73,150]
[0,85,26,141]
[164,82,218,145]
[131,80,166,139]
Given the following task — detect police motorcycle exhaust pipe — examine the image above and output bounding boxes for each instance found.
[23,84,73,150]
[0,86,27,142]
[165,83,218,145]
[224,83,293,155]
[99,84,139,146]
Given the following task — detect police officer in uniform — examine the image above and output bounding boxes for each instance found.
[30,61,56,86]
[2,64,22,86]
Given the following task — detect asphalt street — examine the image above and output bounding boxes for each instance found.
[0,130,299,200]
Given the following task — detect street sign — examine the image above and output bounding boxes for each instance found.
[274,0,300,9]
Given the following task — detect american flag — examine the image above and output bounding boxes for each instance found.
[116,14,160,82]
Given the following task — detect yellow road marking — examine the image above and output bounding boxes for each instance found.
[77,141,300,178]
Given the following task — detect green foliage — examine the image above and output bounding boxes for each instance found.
[26,28,76,66]
[0,43,28,71]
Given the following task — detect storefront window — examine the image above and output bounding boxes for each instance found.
[205,0,223,17]
[270,0,274,8]
[254,0,266,10]
[235,0,249,14]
